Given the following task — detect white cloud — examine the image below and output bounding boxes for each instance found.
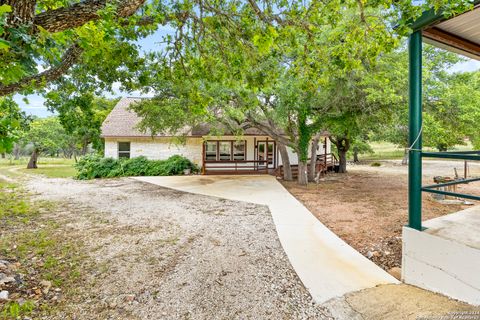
[450,59,480,73]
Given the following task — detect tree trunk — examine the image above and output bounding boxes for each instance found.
[82,141,88,155]
[297,161,308,186]
[353,146,359,163]
[277,143,293,181]
[27,148,38,169]
[338,149,347,173]
[308,136,320,182]
[437,144,447,152]
[13,144,20,160]
[402,149,408,165]
[331,136,350,173]
[1,152,5,159]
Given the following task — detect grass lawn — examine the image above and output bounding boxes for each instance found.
[0,157,76,166]
[360,141,475,161]
[19,165,77,178]
[0,157,77,179]
[362,142,405,160]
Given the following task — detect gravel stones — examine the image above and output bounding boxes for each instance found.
[25,177,334,319]
[0,290,8,301]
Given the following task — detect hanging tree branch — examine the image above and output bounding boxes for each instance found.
[0,43,83,96]
[0,0,150,96]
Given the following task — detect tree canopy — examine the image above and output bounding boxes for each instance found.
[0,0,162,96]
[128,0,403,184]
[1,0,477,181]
[45,86,118,153]
[0,96,30,154]
[0,0,475,98]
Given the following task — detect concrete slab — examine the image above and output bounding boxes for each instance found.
[134,175,398,303]
[330,284,480,320]
[403,206,480,306]
[424,205,480,249]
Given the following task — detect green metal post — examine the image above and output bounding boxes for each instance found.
[408,31,423,231]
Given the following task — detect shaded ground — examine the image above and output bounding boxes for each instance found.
[6,173,331,319]
[283,160,480,270]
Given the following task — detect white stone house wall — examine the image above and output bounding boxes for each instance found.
[104,137,203,166]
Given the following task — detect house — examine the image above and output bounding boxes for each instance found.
[101,97,334,175]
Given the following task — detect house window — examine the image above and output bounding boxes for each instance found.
[205,141,218,161]
[233,141,246,160]
[118,142,131,159]
[219,141,232,161]
[204,140,247,161]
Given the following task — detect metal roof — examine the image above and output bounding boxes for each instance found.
[413,1,480,60]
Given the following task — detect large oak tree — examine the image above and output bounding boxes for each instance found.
[0,0,160,96]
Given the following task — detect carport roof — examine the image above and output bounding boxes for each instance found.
[411,1,480,60]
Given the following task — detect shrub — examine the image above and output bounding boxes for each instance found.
[75,155,198,180]
[160,155,196,175]
[370,162,382,167]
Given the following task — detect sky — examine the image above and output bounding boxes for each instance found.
[14,30,480,118]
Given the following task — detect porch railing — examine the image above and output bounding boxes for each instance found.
[275,153,337,178]
[202,160,271,175]
[317,153,338,167]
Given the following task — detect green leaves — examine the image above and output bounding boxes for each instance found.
[44,86,117,153]
[0,0,159,96]
[0,97,30,153]
[252,26,278,54]
[0,4,12,14]
[0,4,11,51]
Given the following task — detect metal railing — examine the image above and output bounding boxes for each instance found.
[421,151,480,201]
[203,160,270,174]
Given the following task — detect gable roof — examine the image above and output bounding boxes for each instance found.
[100,97,268,138]
[101,97,148,137]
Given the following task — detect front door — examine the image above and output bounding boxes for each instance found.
[256,141,276,170]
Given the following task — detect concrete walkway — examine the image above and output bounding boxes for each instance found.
[134,175,399,303]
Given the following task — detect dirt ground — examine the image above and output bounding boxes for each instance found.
[283,160,480,271]
[2,166,480,319]
[18,175,332,319]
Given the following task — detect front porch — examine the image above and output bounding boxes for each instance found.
[201,137,277,175]
[404,2,480,305]
[201,136,334,176]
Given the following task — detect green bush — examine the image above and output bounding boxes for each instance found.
[370,161,382,167]
[75,155,198,180]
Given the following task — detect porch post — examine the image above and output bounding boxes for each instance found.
[324,137,327,167]
[202,140,206,175]
[408,30,423,231]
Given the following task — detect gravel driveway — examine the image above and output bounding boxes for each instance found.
[26,177,332,319]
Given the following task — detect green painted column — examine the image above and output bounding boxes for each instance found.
[408,31,423,231]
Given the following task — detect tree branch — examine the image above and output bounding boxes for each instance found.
[33,0,146,33]
[244,114,292,146]
[0,43,83,96]
[4,0,36,27]
[0,0,150,96]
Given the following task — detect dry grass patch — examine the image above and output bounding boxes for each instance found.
[0,180,89,319]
